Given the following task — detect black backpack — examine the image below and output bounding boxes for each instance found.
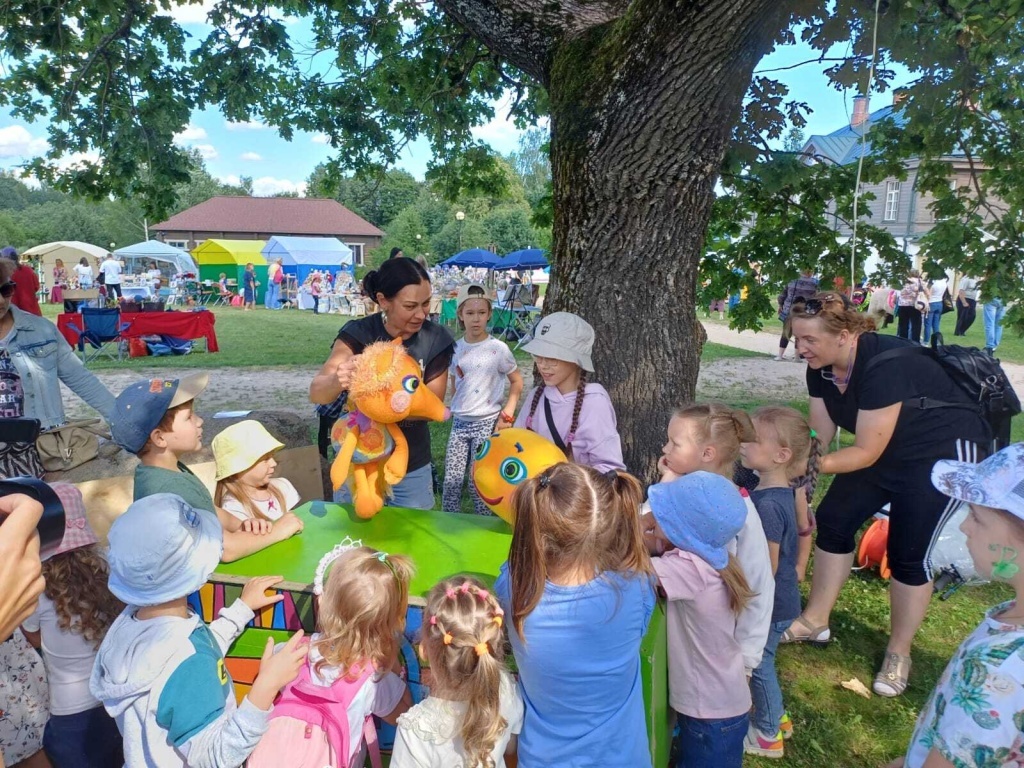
[865,334,1021,451]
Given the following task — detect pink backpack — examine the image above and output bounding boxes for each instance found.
[247,661,382,768]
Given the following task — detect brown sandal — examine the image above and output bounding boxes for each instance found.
[873,652,911,697]
[780,615,832,646]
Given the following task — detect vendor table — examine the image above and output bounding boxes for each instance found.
[198,502,670,765]
[56,310,220,353]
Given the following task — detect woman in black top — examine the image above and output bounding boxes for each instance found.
[310,258,454,509]
[783,293,989,698]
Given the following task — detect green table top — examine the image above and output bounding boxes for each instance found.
[213,502,513,602]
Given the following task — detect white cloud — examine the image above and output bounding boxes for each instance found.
[193,144,218,160]
[470,115,523,152]
[225,119,267,131]
[219,174,242,186]
[240,151,263,161]
[311,133,330,145]
[175,124,207,143]
[165,0,217,25]
[0,125,49,158]
[252,177,307,196]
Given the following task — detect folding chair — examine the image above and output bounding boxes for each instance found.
[493,285,534,343]
[66,308,132,363]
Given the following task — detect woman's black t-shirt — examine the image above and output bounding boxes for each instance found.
[806,332,989,486]
[336,314,455,472]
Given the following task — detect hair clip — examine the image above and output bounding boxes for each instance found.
[809,429,817,439]
[474,642,490,657]
[565,431,577,443]
[492,615,504,628]
[429,616,437,626]
[476,588,490,600]
[538,474,551,488]
[313,536,363,596]
[443,632,453,645]
[375,550,400,582]
[445,588,456,599]
[460,582,472,594]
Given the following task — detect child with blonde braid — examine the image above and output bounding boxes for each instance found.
[514,312,625,471]
[649,403,774,681]
[738,406,822,757]
[392,577,523,768]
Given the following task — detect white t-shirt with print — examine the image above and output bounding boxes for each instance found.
[391,670,524,768]
[220,477,300,522]
[22,594,103,715]
[904,601,1024,767]
[449,336,517,421]
[306,638,407,764]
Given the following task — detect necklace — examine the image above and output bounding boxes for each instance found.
[820,343,858,389]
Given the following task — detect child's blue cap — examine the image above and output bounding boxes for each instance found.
[648,471,747,569]
[932,443,1024,521]
[107,493,223,606]
[111,373,208,454]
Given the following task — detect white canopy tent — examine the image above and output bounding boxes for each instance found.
[22,241,110,289]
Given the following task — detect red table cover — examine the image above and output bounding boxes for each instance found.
[57,311,219,353]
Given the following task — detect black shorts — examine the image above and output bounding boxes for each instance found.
[815,439,984,586]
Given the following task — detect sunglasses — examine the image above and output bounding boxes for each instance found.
[0,281,16,299]
[797,293,849,316]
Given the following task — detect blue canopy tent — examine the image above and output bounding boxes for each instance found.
[114,240,197,277]
[442,248,503,268]
[262,237,353,284]
[495,249,549,271]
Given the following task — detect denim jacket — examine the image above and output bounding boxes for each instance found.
[4,306,115,430]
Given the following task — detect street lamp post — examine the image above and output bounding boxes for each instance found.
[455,211,465,251]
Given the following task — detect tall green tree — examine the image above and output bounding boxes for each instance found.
[307,167,422,228]
[2,0,1019,470]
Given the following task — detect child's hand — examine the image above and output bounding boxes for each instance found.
[657,456,680,483]
[795,562,807,583]
[241,518,273,535]
[641,512,669,556]
[276,513,304,538]
[241,575,285,612]
[249,630,308,710]
[495,412,514,431]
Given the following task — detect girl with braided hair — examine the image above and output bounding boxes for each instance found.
[392,577,523,767]
[495,463,655,767]
[737,406,822,758]
[514,312,625,472]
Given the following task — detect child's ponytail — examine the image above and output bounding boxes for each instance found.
[718,553,755,614]
[423,579,508,768]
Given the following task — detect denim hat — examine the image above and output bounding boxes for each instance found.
[932,443,1024,521]
[522,312,594,372]
[107,493,223,606]
[111,372,208,454]
[648,471,747,569]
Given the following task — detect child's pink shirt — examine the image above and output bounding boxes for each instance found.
[653,548,752,719]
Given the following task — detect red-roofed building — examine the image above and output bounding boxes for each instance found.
[152,196,384,266]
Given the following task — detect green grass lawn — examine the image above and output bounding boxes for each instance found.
[48,303,1014,766]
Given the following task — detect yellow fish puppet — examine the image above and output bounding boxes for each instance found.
[472,428,567,524]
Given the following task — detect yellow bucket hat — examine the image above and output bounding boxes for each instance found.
[212,420,285,481]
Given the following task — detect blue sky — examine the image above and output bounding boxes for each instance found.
[0,13,911,195]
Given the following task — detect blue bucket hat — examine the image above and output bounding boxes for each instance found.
[648,471,747,569]
[107,493,223,606]
[111,373,208,454]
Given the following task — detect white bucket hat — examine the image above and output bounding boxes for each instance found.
[522,312,595,372]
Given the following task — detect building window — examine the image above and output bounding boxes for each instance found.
[347,243,364,266]
[884,181,901,221]
[166,240,187,250]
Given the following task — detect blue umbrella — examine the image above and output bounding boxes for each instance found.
[441,248,503,268]
[496,249,549,270]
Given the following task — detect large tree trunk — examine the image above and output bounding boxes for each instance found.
[441,0,790,476]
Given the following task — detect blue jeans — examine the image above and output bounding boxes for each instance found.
[984,299,1006,350]
[750,619,789,735]
[265,281,280,309]
[333,462,436,510]
[922,301,943,345]
[43,706,123,768]
[674,712,748,768]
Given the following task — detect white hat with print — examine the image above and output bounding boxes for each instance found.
[522,312,594,372]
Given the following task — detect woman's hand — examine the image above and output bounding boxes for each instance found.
[334,355,360,392]
[0,494,46,639]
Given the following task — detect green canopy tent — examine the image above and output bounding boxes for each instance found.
[192,240,268,303]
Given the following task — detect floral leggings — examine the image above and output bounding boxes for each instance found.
[442,416,498,515]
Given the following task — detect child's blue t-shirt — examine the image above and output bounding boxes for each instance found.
[749,487,801,623]
[494,562,656,768]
